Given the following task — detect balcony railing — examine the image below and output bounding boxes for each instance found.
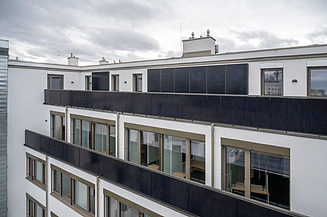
[44,89,327,136]
[25,130,304,217]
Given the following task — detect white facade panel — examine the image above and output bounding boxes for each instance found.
[284,60,307,96]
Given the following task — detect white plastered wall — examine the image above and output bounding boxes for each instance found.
[110,69,146,92]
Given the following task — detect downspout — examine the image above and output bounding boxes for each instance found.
[97,176,100,217]
[46,155,49,217]
[65,106,68,142]
[116,112,120,158]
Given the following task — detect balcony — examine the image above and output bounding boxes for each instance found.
[25,130,303,217]
[44,90,327,136]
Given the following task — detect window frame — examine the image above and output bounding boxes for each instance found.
[47,74,64,90]
[261,68,283,96]
[111,74,119,91]
[51,165,95,216]
[26,153,46,190]
[71,114,116,156]
[307,66,327,97]
[104,189,162,217]
[26,193,46,217]
[221,138,290,209]
[133,74,142,92]
[85,75,92,91]
[125,123,205,184]
[50,111,66,141]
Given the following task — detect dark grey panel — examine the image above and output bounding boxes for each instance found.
[73,91,90,108]
[25,130,38,150]
[126,93,151,115]
[226,64,248,94]
[92,72,109,91]
[174,67,189,93]
[0,177,6,202]
[122,163,152,195]
[79,149,99,174]
[38,135,50,153]
[49,90,60,105]
[63,145,80,167]
[0,200,7,217]
[161,69,174,92]
[49,139,64,159]
[302,99,327,135]
[199,95,220,123]
[190,66,206,93]
[182,95,201,120]
[151,94,183,118]
[207,65,225,94]
[151,173,189,211]
[60,90,73,106]
[89,91,106,110]
[44,90,50,104]
[148,69,160,92]
[105,92,127,112]
[99,155,122,183]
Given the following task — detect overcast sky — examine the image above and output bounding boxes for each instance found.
[0,0,326,65]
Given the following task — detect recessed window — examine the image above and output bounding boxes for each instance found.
[112,75,119,91]
[222,139,290,209]
[51,166,95,215]
[85,76,92,91]
[26,154,46,189]
[50,112,65,141]
[72,115,116,156]
[261,69,283,95]
[308,67,327,97]
[48,74,63,90]
[126,126,205,184]
[104,191,161,217]
[26,194,46,217]
[133,74,142,92]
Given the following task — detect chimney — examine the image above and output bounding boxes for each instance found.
[68,52,79,66]
[182,30,217,57]
[99,57,109,65]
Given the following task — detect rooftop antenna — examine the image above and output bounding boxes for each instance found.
[180,22,182,55]
[191,32,195,39]
[207,29,210,37]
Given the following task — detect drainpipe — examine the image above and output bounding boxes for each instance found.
[65,106,68,142]
[116,112,120,158]
[97,176,100,217]
[46,155,49,216]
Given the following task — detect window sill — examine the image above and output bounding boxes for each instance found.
[26,177,46,191]
[50,192,94,217]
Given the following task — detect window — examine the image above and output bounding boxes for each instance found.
[51,112,65,141]
[26,154,46,189]
[104,190,161,217]
[48,74,63,90]
[308,67,327,96]
[85,76,92,90]
[112,75,119,91]
[126,124,205,184]
[51,166,95,215]
[133,74,142,92]
[222,138,290,209]
[26,194,46,217]
[72,115,116,156]
[261,69,283,95]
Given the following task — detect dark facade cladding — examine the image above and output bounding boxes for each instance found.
[92,71,109,91]
[44,90,327,136]
[25,130,302,217]
[148,64,248,94]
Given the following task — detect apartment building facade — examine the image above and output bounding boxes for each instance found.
[2,37,327,217]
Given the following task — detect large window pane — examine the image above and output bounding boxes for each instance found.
[226,147,245,197]
[163,135,186,176]
[54,170,60,193]
[207,65,225,94]
[73,119,80,145]
[141,131,159,168]
[174,67,189,93]
[190,67,206,93]
[62,173,71,201]
[35,204,44,217]
[74,180,88,210]
[250,151,289,209]
[108,197,118,217]
[109,126,116,156]
[35,161,43,183]
[128,129,138,163]
[52,115,61,139]
[263,69,283,95]
[160,69,174,92]
[94,123,107,153]
[310,68,327,96]
[120,203,139,217]
[190,140,205,184]
[81,120,91,149]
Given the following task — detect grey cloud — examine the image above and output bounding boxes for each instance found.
[307,28,327,44]
[91,27,160,52]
